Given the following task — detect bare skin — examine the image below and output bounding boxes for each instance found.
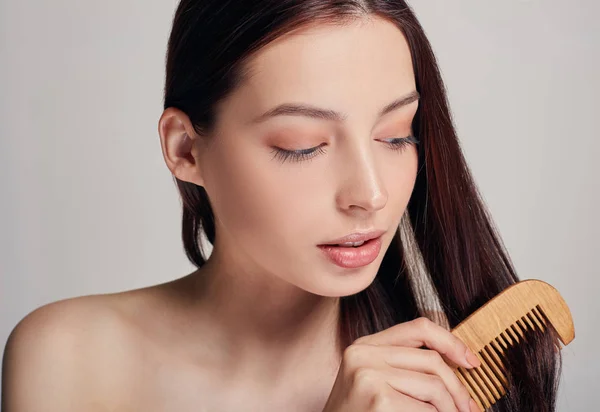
[3,15,424,411]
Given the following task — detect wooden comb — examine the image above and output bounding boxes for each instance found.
[449,279,575,411]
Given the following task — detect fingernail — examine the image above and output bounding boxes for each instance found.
[470,398,480,412]
[464,347,481,368]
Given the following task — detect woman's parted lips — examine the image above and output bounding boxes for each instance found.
[319,229,386,246]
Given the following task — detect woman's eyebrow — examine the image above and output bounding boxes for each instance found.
[249,90,420,125]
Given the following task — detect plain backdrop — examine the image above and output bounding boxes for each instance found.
[1,0,598,409]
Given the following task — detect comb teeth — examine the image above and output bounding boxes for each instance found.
[449,280,574,411]
[454,306,549,410]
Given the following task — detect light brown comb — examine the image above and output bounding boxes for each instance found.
[449,279,575,411]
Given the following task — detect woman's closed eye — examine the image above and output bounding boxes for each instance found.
[270,135,420,164]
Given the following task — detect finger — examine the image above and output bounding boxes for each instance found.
[378,367,459,412]
[376,345,474,412]
[377,383,440,411]
[354,317,480,370]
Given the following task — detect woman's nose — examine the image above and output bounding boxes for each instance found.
[335,149,388,214]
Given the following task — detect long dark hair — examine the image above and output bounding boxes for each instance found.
[162,1,562,410]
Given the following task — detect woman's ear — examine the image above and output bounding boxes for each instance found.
[157,107,206,187]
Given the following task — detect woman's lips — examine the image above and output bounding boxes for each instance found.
[317,236,383,269]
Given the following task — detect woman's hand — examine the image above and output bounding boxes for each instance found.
[321,317,481,412]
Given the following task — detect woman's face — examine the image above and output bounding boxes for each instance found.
[197,16,419,297]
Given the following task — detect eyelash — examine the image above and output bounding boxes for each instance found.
[271,135,420,164]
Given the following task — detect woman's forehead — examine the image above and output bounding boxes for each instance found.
[244,17,413,86]
[229,18,416,127]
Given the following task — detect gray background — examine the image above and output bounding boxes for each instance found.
[0,0,597,409]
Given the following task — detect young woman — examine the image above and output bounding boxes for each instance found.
[2,1,562,411]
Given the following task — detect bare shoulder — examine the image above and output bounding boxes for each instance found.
[2,288,160,411]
